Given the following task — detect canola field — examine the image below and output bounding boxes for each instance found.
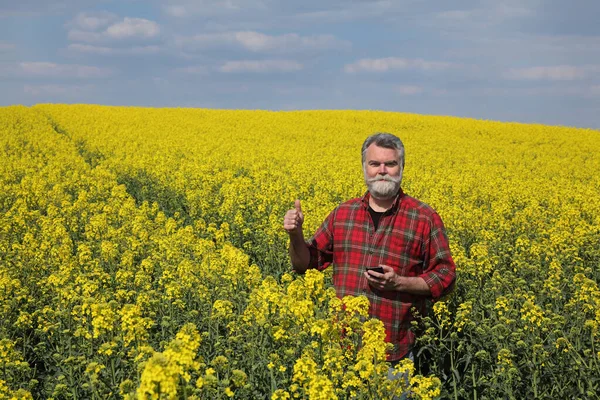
[1,104,599,399]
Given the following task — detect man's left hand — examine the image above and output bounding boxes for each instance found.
[364,264,399,291]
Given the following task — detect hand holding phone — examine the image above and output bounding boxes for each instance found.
[366,266,384,274]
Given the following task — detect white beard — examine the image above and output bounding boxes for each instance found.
[365,174,402,200]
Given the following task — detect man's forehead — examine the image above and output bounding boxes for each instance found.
[365,144,399,159]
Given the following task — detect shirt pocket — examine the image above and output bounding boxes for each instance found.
[385,232,424,276]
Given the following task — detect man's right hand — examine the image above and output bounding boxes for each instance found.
[283,199,304,235]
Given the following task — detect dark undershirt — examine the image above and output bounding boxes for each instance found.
[368,205,386,231]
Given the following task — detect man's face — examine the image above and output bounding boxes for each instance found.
[363,144,403,200]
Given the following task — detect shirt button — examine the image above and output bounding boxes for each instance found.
[368,249,374,254]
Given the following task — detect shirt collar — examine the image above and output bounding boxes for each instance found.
[361,188,404,212]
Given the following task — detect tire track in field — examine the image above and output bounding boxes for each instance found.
[35,108,191,221]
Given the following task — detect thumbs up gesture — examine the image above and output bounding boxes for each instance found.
[283,199,304,236]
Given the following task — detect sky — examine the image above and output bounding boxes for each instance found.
[1,0,599,129]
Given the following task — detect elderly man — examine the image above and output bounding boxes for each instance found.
[283,132,456,366]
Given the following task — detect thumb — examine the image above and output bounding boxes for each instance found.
[295,199,302,213]
[380,264,393,273]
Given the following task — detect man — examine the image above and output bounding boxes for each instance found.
[283,132,456,365]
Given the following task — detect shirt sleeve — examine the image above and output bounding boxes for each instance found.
[306,208,336,271]
[419,212,456,300]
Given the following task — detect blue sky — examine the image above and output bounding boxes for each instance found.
[1,0,599,129]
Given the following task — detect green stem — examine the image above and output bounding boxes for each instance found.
[450,339,458,400]
[269,367,276,395]
[111,358,116,389]
[590,330,600,374]
[471,362,477,400]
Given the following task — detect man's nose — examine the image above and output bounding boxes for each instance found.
[378,164,387,174]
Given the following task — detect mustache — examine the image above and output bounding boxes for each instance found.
[366,174,401,184]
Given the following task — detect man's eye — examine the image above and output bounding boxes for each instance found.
[385,162,398,167]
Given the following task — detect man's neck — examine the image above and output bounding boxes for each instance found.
[368,193,396,212]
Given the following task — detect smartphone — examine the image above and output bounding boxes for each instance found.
[366,266,384,274]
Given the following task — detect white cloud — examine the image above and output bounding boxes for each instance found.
[66,14,161,43]
[0,62,113,79]
[161,0,416,27]
[390,85,448,96]
[69,11,118,31]
[288,1,531,26]
[0,42,15,51]
[68,43,161,55]
[163,0,269,18]
[162,0,404,21]
[23,83,94,96]
[235,31,348,52]
[440,34,600,63]
[395,85,424,95]
[173,65,209,75]
[105,18,160,40]
[68,44,114,55]
[21,62,110,78]
[437,4,532,22]
[476,85,600,97]
[292,1,412,24]
[435,10,474,21]
[235,31,271,51]
[504,65,599,81]
[219,59,302,73]
[175,31,348,53]
[344,57,458,73]
[431,1,534,31]
[494,3,533,19]
[126,45,162,55]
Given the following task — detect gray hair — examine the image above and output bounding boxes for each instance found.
[361,132,405,168]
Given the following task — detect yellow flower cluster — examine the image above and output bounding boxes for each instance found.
[432,301,450,329]
[0,379,33,400]
[520,297,547,332]
[409,375,442,400]
[136,323,201,399]
[496,349,515,375]
[0,339,32,398]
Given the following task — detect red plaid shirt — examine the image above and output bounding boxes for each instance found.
[306,189,456,361]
